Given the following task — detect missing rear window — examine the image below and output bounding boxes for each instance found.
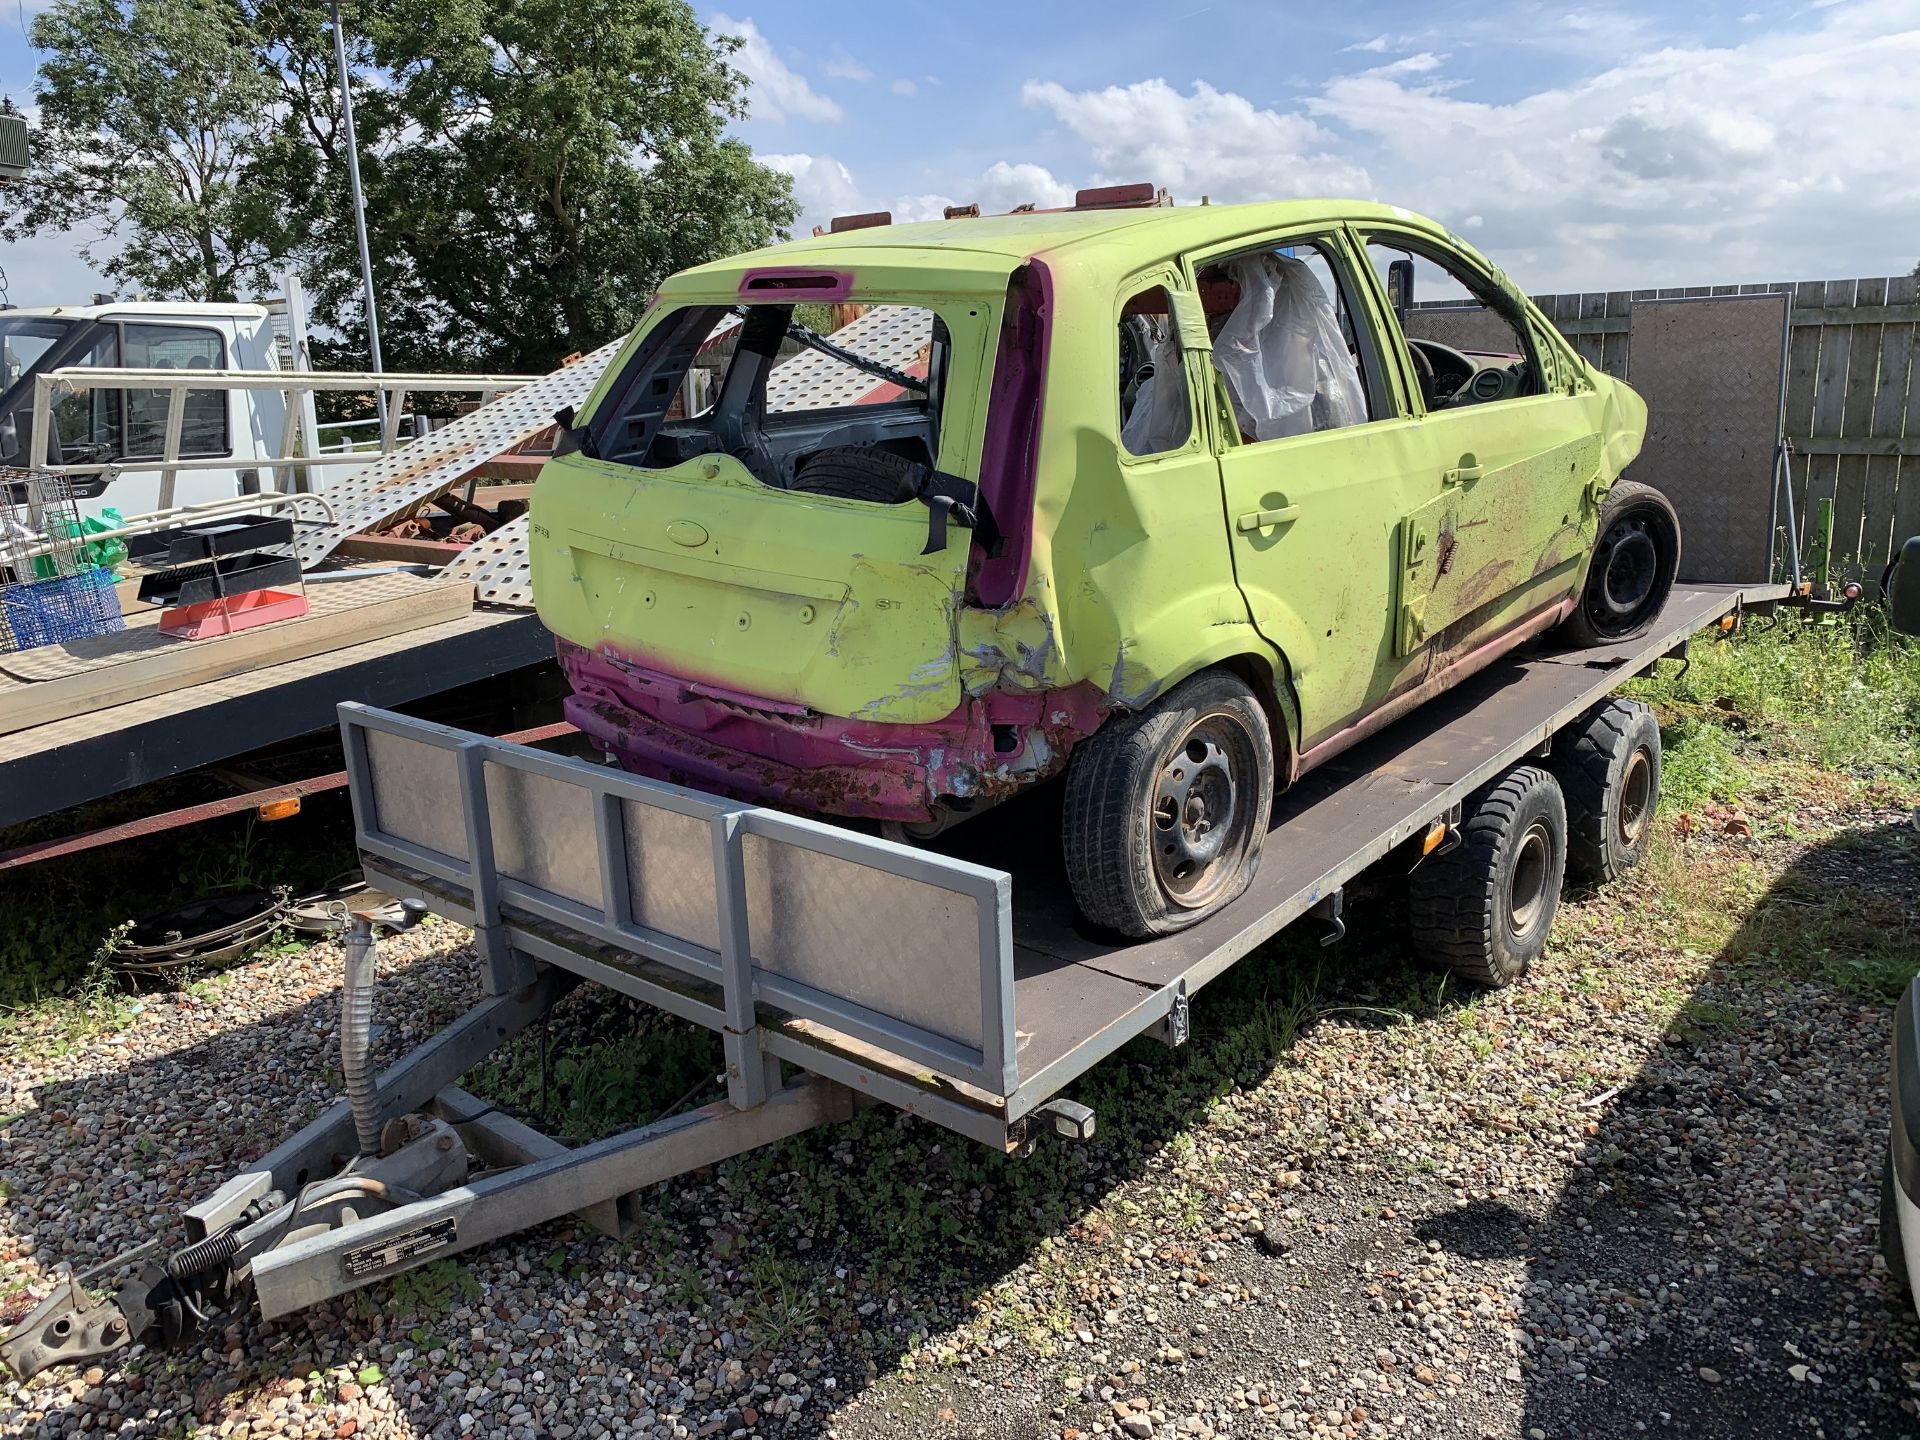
[596,302,950,492]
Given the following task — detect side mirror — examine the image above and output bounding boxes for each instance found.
[1889,535,1920,637]
[1387,258,1415,324]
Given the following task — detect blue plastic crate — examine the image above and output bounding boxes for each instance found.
[1,567,126,651]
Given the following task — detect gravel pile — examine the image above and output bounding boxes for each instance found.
[4,800,1919,1439]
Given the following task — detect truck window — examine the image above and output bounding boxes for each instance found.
[121,323,230,458]
[49,329,124,459]
[1,318,68,392]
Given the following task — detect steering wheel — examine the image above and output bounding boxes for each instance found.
[1408,337,1478,399]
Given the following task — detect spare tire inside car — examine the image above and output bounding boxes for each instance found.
[791,446,921,504]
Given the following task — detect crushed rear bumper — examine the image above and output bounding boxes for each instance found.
[556,639,1107,824]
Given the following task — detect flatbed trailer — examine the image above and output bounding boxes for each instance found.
[1,580,1785,1379]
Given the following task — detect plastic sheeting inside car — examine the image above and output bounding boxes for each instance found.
[1213,253,1366,442]
[1120,322,1192,457]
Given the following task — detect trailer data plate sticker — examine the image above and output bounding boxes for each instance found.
[342,1217,458,1277]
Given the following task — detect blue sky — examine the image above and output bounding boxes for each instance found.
[5,0,1919,307]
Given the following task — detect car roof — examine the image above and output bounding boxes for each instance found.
[674,198,1458,293]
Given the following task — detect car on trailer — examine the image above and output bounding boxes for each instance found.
[530,185,1680,941]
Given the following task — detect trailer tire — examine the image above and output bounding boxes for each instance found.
[1063,670,1274,938]
[1551,697,1660,886]
[1558,479,1682,647]
[1410,764,1566,989]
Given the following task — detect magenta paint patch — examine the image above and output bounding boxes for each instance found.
[737,267,857,302]
[971,258,1052,607]
[558,639,1107,822]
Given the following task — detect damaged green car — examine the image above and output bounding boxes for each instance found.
[532,192,1678,937]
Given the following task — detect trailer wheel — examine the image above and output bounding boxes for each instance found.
[1410,765,1567,988]
[1551,697,1660,886]
[1063,670,1274,938]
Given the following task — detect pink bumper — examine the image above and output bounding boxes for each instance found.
[557,640,1108,823]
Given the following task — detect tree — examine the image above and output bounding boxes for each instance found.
[266,0,798,373]
[1,0,289,302]
[6,0,796,375]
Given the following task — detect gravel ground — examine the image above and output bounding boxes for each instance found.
[3,795,1919,1439]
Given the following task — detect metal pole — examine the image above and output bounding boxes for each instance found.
[329,0,387,431]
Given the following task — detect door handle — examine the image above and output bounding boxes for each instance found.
[1443,463,1483,486]
[1236,505,1300,532]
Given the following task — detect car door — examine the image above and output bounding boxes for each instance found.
[1352,226,1600,658]
[1191,229,1432,752]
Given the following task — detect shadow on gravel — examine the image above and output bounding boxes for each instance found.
[1491,815,1920,1440]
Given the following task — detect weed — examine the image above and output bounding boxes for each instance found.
[380,1260,479,1320]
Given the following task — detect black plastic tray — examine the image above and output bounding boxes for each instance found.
[137,551,303,606]
[126,513,296,566]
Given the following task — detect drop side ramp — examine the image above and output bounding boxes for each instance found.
[347,581,1778,1152]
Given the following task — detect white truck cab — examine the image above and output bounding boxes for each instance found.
[0,299,290,518]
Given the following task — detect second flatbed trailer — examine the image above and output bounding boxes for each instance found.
[1,580,1782,1379]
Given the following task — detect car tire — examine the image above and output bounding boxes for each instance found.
[1558,479,1682,648]
[791,446,920,503]
[1062,670,1275,938]
[1550,697,1661,886]
[1884,1147,1912,1294]
[1410,764,1567,988]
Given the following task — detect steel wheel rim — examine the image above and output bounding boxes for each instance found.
[1584,511,1667,633]
[1617,747,1653,848]
[1150,711,1261,910]
[1507,822,1552,936]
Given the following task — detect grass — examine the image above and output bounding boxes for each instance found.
[0,795,358,1008]
[1627,606,1920,806]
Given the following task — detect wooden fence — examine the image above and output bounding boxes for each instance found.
[1415,275,1920,572]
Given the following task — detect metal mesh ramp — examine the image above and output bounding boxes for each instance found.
[295,341,623,567]
[767,306,931,409]
[441,309,932,609]
[443,515,535,608]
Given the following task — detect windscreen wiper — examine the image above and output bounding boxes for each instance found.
[735,306,929,395]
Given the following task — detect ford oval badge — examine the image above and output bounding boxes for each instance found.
[666,520,709,548]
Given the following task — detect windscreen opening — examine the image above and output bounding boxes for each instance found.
[594,301,950,494]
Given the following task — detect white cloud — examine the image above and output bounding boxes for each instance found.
[1299,0,1920,287]
[762,152,863,232]
[1020,78,1372,204]
[1359,52,1447,79]
[889,78,918,97]
[1010,2,1920,290]
[822,50,872,82]
[973,161,1075,212]
[711,13,842,124]
[1346,34,1392,52]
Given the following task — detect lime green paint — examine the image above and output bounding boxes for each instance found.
[532,198,1647,769]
